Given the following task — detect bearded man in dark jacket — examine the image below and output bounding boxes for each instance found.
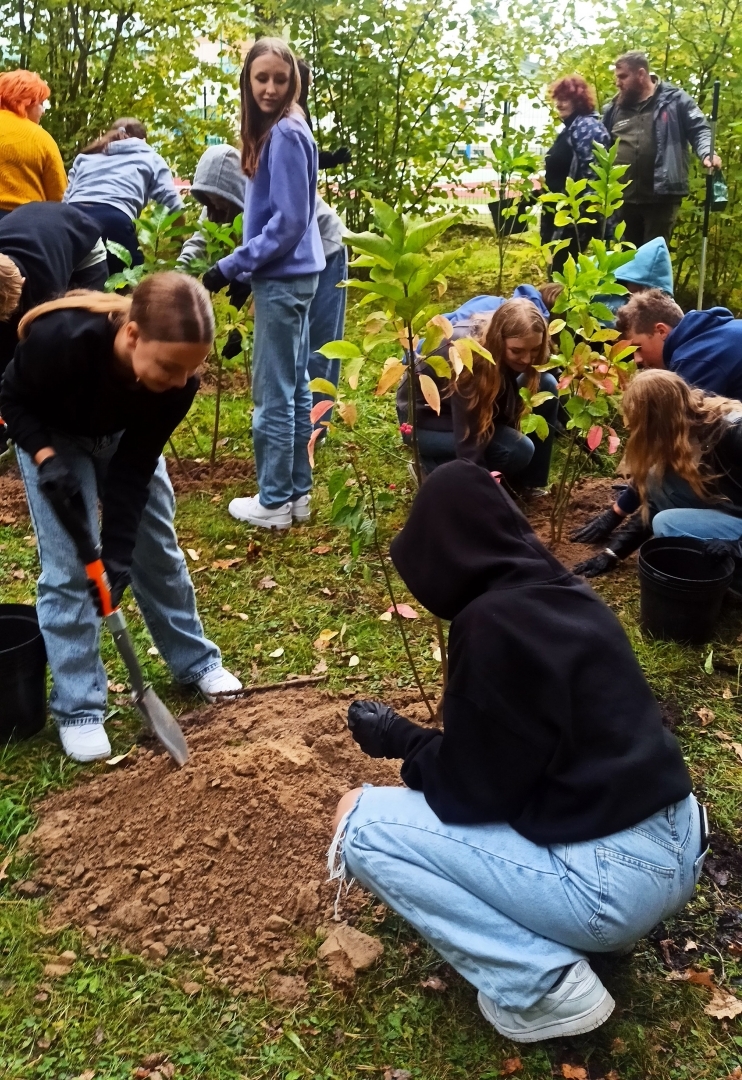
[603,50,721,247]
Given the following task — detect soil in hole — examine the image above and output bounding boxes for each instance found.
[23,687,434,993]
[167,457,255,497]
[524,474,625,568]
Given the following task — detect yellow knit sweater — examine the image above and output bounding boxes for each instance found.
[0,109,67,211]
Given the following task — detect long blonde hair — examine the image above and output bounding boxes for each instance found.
[622,369,742,505]
[455,298,548,444]
[240,38,302,178]
[18,273,214,344]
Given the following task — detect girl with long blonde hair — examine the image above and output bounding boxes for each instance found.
[574,369,742,578]
[202,37,324,530]
[0,274,241,762]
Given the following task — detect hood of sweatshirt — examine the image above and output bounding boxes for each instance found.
[104,137,155,158]
[390,460,569,620]
[665,307,739,362]
[190,145,246,212]
[616,237,674,294]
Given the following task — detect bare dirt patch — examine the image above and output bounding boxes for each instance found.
[0,461,30,525]
[522,474,621,567]
[167,457,255,497]
[22,686,434,994]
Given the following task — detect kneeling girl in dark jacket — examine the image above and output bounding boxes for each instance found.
[330,459,704,1044]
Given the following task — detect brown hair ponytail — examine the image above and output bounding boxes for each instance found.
[18,272,214,345]
[81,117,147,155]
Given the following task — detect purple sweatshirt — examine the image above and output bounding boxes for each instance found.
[218,112,325,281]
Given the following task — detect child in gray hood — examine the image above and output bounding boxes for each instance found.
[177,145,246,271]
[64,118,184,275]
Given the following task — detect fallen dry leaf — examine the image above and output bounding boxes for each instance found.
[419,976,448,992]
[311,545,331,555]
[106,748,136,767]
[500,1059,522,1076]
[665,968,714,987]
[348,655,359,668]
[714,730,732,741]
[147,646,159,656]
[212,558,244,570]
[314,628,339,651]
[268,647,284,659]
[12,569,26,580]
[186,548,200,562]
[704,987,742,1019]
[72,1072,95,1080]
[383,1071,412,1080]
[235,612,249,621]
[723,685,734,700]
[724,1068,742,1079]
[432,646,442,662]
[732,742,742,763]
[257,576,278,589]
[387,604,418,619]
[683,938,699,951]
[312,659,328,675]
[0,853,12,882]
[697,707,715,726]
[560,1067,588,1080]
[107,682,126,693]
[378,611,393,622]
[181,980,202,996]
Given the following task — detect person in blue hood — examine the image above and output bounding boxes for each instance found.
[64,118,184,276]
[600,236,674,321]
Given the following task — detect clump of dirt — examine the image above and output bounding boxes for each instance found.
[168,457,255,497]
[0,462,30,525]
[523,474,622,568]
[23,687,433,994]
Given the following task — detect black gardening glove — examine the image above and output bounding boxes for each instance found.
[87,555,131,616]
[222,328,243,360]
[228,280,252,311]
[704,538,742,561]
[573,551,619,578]
[347,699,404,759]
[37,454,81,508]
[202,263,229,293]
[570,506,625,544]
[318,146,352,170]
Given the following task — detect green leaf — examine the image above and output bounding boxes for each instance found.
[344,356,365,390]
[520,414,549,440]
[308,378,337,398]
[704,649,714,675]
[347,231,398,269]
[105,240,132,268]
[329,469,350,499]
[317,340,363,360]
[589,302,618,322]
[403,213,460,254]
[345,279,405,302]
[424,353,452,379]
[394,252,428,283]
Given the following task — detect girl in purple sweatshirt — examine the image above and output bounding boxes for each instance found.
[203,37,325,529]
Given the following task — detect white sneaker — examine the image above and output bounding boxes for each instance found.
[58,722,112,763]
[228,494,291,529]
[196,667,242,700]
[477,960,615,1043]
[291,494,311,522]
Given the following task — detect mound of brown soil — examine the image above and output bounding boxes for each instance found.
[24,687,433,993]
[0,462,30,525]
[524,474,620,567]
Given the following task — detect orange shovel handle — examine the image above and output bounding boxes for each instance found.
[84,558,116,617]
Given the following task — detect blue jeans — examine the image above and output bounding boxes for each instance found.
[17,435,222,728]
[307,247,348,424]
[337,786,703,1010]
[251,273,319,508]
[650,471,742,541]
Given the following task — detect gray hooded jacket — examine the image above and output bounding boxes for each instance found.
[65,137,184,219]
[178,145,246,269]
[603,79,712,198]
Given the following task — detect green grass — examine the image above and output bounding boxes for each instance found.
[2,233,742,1077]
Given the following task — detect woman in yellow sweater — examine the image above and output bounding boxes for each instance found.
[0,70,67,217]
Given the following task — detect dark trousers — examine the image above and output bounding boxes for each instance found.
[618,201,682,247]
[73,202,143,275]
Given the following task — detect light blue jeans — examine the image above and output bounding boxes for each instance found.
[307,247,348,424]
[654,509,742,542]
[337,786,703,1010]
[17,435,222,728]
[251,273,319,508]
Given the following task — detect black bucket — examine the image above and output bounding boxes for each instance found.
[638,537,735,644]
[0,603,47,742]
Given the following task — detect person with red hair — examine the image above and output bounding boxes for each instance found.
[0,70,66,216]
[542,74,610,270]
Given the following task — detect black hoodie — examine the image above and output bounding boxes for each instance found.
[385,460,691,844]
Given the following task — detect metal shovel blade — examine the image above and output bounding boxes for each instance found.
[135,686,189,767]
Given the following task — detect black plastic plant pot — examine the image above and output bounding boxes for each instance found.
[0,603,47,742]
[638,537,734,644]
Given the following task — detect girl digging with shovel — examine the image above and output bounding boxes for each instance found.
[0,272,241,762]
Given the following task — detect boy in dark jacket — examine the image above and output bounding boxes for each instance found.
[604,51,720,246]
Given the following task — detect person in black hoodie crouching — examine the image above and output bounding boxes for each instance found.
[330,460,705,1044]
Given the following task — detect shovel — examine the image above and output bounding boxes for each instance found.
[49,490,190,767]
